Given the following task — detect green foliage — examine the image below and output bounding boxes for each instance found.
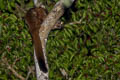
[0,11,35,79]
[0,0,120,80]
[46,0,120,79]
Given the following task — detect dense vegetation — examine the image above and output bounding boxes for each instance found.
[0,0,120,80]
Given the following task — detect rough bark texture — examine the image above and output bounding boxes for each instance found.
[33,0,75,80]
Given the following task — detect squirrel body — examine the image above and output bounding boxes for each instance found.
[25,7,48,73]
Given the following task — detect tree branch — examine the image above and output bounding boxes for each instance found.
[1,58,25,80]
[33,0,75,80]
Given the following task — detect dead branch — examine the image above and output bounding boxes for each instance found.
[25,66,36,80]
[1,58,25,80]
[68,18,83,25]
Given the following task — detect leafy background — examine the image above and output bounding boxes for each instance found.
[0,0,120,80]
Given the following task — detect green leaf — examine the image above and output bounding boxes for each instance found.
[0,0,5,10]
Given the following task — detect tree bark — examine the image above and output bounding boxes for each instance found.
[33,0,75,80]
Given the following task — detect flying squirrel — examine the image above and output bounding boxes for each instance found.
[25,7,48,73]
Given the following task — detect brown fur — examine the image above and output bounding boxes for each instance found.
[25,7,48,73]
